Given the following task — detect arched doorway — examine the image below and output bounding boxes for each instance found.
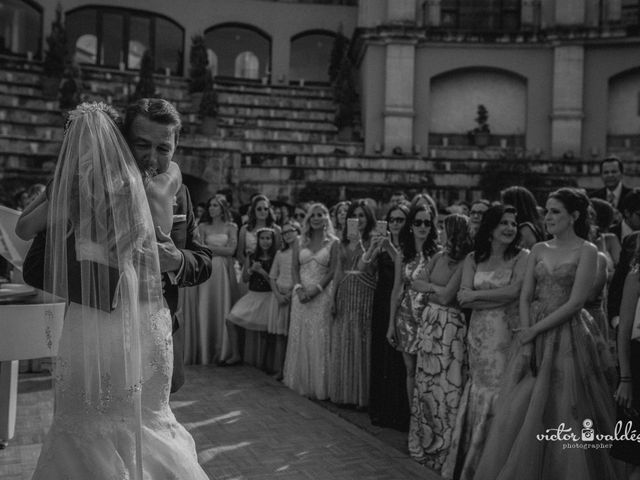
[0,0,42,57]
[205,23,271,80]
[290,30,334,84]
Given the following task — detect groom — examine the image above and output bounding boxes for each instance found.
[123,99,212,393]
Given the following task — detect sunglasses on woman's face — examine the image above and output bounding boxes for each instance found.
[413,219,432,227]
[282,229,297,235]
[294,213,305,219]
[256,207,269,212]
[389,216,405,224]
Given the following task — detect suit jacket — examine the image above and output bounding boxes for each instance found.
[590,184,632,210]
[166,185,212,319]
[608,231,640,321]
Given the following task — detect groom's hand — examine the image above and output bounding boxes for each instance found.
[156,226,183,273]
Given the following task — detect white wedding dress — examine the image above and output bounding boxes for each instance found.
[30,103,209,480]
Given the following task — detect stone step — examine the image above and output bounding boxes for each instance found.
[0,151,57,172]
[0,136,61,155]
[217,105,334,121]
[217,126,336,143]
[215,78,332,98]
[0,68,42,86]
[0,106,64,125]
[183,137,362,156]
[0,121,64,140]
[0,93,59,111]
[0,82,43,97]
[217,92,334,110]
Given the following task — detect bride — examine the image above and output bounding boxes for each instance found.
[18,103,208,479]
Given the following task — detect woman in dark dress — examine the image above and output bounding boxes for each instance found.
[365,204,411,430]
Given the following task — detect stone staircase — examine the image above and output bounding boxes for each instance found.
[0,58,365,206]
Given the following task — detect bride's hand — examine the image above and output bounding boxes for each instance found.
[615,382,634,409]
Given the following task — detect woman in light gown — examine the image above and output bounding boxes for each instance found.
[473,188,621,480]
[21,103,208,479]
[408,214,473,472]
[194,195,238,365]
[329,199,377,407]
[283,203,338,399]
[442,204,528,480]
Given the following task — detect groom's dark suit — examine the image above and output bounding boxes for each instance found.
[167,185,212,393]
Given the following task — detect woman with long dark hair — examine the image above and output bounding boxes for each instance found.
[501,186,545,248]
[408,214,473,472]
[474,188,620,480]
[366,204,411,429]
[442,204,528,479]
[387,203,440,407]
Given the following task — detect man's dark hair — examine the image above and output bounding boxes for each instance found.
[599,155,624,175]
[123,98,182,143]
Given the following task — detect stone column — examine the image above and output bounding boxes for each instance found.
[383,41,415,154]
[387,0,417,23]
[550,45,584,158]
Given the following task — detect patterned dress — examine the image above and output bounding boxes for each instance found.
[394,253,428,354]
[408,301,467,471]
[442,254,521,480]
[283,241,335,399]
[473,260,620,480]
[329,242,377,407]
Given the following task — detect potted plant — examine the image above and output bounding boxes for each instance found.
[469,104,491,147]
[199,72,218,136]
[130,50,157,102]
[189,34,209,109]
[42,3,67,99]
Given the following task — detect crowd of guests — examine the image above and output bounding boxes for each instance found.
[185,156,639,479]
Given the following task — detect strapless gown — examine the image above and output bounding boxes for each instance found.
[283,242,334,399]
[473,261,621,480]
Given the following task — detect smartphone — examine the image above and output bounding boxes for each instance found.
[376,220,388,236]
[346,218,358,237]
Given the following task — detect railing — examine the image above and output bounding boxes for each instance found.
[425,0,524,32]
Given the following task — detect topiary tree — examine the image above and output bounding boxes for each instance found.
[131,50,157,101]
[189,35,209,93]
[199,72,218,118]
[59,58,83,110]
[333,52,358,133]
[43,3,67,78]
[328,25,348,84]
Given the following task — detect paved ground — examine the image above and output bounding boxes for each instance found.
[0,365,441,480]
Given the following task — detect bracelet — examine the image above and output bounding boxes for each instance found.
[620,378,632,383]
[361,254,372,264]
[315,284,324,293]
[293,284,302,292]
[620,376,632,381]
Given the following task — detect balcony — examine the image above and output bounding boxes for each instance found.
[423,0,526,34]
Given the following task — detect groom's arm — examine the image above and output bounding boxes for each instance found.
[174,186,212,288]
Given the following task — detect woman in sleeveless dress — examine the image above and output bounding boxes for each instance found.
[442,205,528,480]
[408,214,473,472]
[366,204,411,430]
[473,188,620,480]
[387,203,440,408]
[194,195,238,365]
[329,200,377,407]
[24,103,208,479]
[283,203,338,399]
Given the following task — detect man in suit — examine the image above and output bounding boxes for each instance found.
[608,190,640,328]
[590,155,632,211]
[123,99,212,393]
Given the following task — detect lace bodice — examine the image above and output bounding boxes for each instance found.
[299,243,333,286]
[532,261,577,312]
[205,232,229,248]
